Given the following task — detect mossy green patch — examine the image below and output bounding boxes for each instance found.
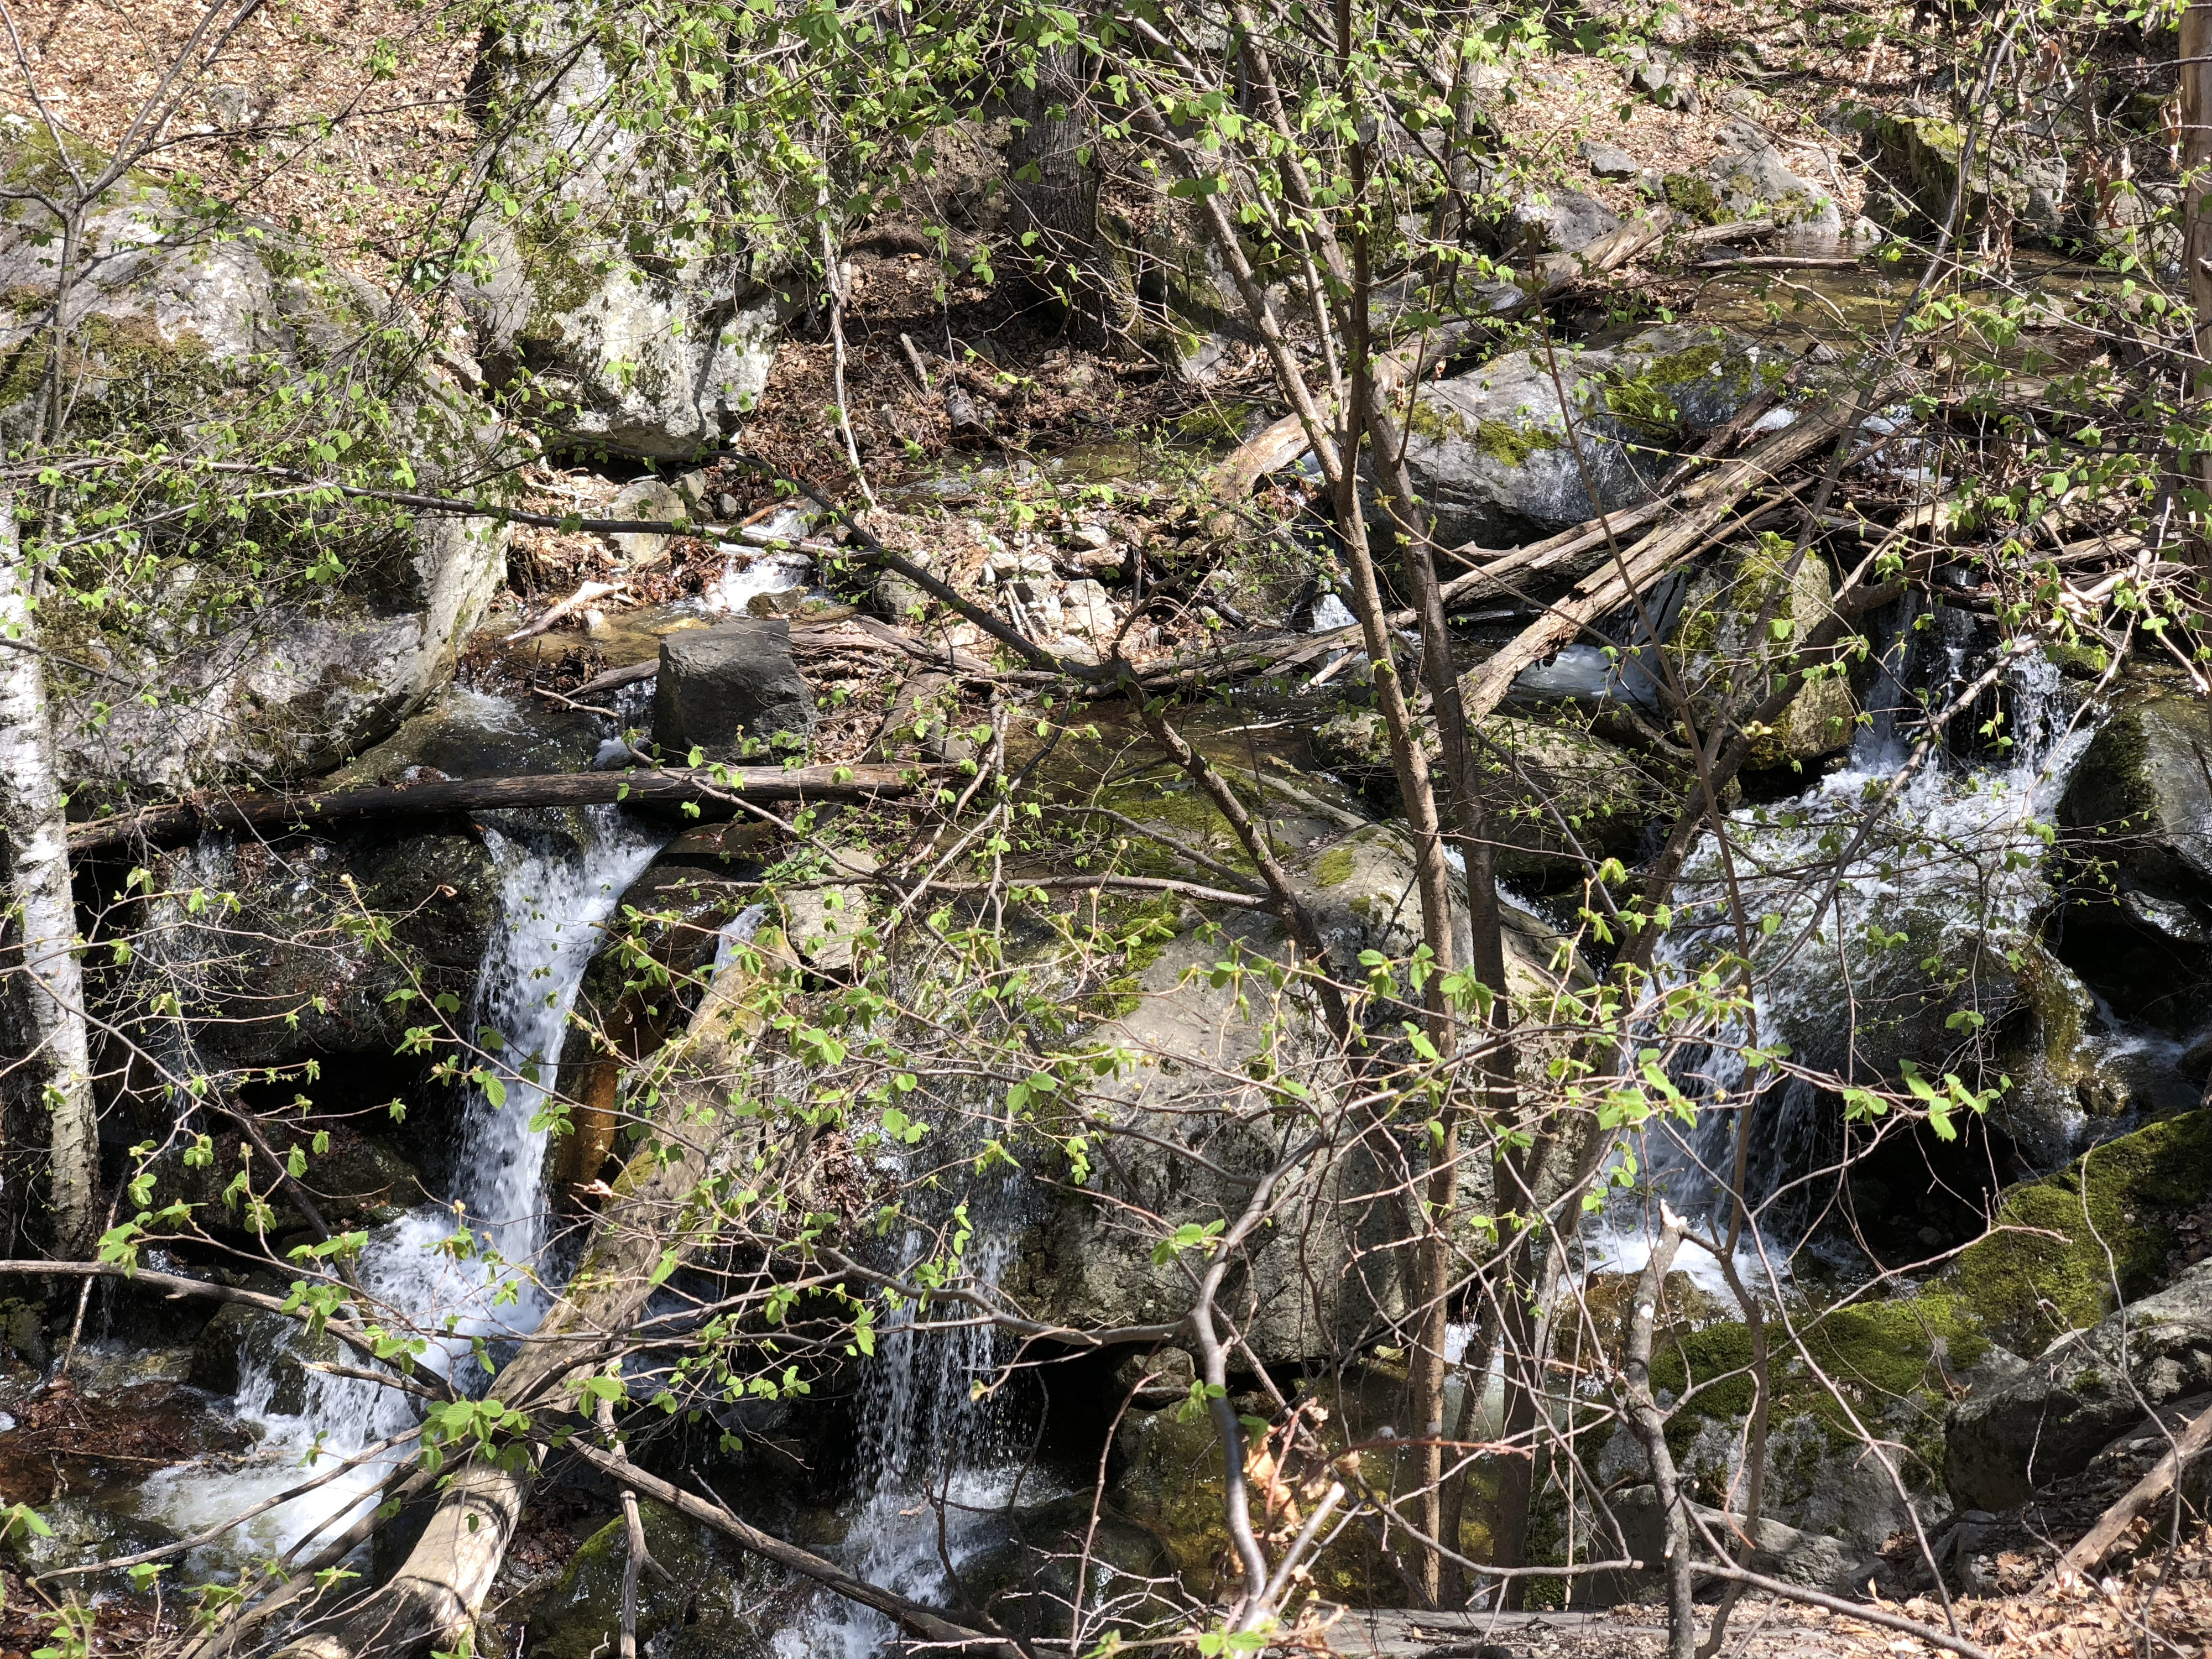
[1950,1109,2212,1354]
[1312,846,1357,888]
[1663,173,1726,225]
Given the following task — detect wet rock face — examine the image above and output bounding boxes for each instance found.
[1947,1258,2212,1512]
[117,826,498,1073]
[953,1492,1180,1639]
[1005,806,1586,1363]
[0,137,516,795]
[1397,324,1783,549]
[653,619,817,760]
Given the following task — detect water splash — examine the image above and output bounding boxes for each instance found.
[772,1188,1035,1659]
[1589,607,2093,1275]
[132,805,664,1567]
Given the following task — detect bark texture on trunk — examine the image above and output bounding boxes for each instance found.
[0,497,97,1261]
[271,940,775,1659]
[2183,0,2212,560]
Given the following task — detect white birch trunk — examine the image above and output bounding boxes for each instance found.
[0,495,97,1260]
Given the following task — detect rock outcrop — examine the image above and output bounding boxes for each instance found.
[0,128,518,794]
[1947,1258,2212,1511]
[1396,324,1785,549]
[458,20,783,456]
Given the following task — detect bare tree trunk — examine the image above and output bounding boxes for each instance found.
[269,940,776,1659]
[0,497,96,1262]
[2183,0,2212,568]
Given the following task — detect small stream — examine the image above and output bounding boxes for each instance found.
[129,800,663,1569]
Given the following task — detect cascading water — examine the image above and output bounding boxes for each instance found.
[133,804,664,1566]
[1588,596,2098,1283]
[773,1182,1040,1659]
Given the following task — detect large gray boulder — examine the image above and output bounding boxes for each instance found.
[1506,187,1621,254]
[1700,127,1844,237]
[459,20,782,456]
[1946,1259,2212,1511]
[1007,810,1585,1364]
[1396,323,1784,547]
[1610,1485,1887,1597]
[0,132,517,793]
[653,620,816,760]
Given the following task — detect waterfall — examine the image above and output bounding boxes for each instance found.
[133,804,664,1565]
[1589,605,2096,1284]
[772,1181,1038,1659]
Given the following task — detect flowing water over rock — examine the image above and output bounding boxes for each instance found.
[771,1183,1041,1659]
[131,804,664,1569]
[1590,600,2107,1287]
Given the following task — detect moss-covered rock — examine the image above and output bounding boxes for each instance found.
[1665,538,1858,769]
[1949,1108,2212,1357]
[1396,324,1786,549]
[1855,109,2067,243]
[1311,709,1665,874]
[2059,685,2212,911]
[525,1498,778,1659]
[1947,1257,2212,1511]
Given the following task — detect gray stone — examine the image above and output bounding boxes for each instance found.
[458,21,781,457]
[1611,1484,1888,1597]
[1946,1259,2212,1511]
[1855,109,2068,243]
[1583,140,1641,180]
[1506,187,1622,254]
[1396,322,1783,547]
[0,135,516,793]
[1625,46,1698,112]
[605,476,687,562]
[654,620,816,760]
[1704,129,1844,236]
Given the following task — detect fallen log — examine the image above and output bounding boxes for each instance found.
[2046,1399,2212,1584]
[67,764,933,857]
[270,939,780,1659]
[1458,387,1894,724]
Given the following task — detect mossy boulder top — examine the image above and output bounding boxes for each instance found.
[1665,538,1856,770]
[1395,322,1787,549]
